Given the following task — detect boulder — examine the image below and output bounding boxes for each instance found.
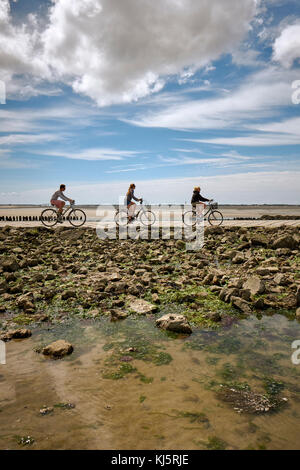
[232,254,245,264]
[16,292,35,311]
[61,289,77,300]
[243,277,265,296]
[156,313,192,334]
[273,273,289,286]
[127,298,157,315]
[0,328,32,341]
[110,309,128,320]
[1,257,20,272]
[231,296,252,315]
[273,235,298,250]
[42,340,73,358]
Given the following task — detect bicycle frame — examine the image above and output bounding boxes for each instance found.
[52,203,75,216]
[192,203,213,219]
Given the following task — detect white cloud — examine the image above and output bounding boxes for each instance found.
[37,148,140,161]
[187,116,300,146]
[273,23,300,68]
[0,133,62,145]
[1,0,257,105]
[126,66,297,130]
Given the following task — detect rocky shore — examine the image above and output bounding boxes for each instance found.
[0,224,299,336]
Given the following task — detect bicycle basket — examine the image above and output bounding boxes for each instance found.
[211,202,218,209]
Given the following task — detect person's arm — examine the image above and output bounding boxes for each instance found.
[60,191,73,202]
[132,191,140,202]
[198,194,210,202]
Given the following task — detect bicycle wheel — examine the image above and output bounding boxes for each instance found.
[140,210,156,226]
[182,211,196,227]
[41,208,58,227]
[208,210,223,226]
[68,209,86,227]
[114,210,128,226]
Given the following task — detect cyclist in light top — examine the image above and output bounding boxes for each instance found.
[50,184,74,221]
[126,183,142,223]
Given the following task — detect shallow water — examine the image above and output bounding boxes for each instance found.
[1,314,300,450]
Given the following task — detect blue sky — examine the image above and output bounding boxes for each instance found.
[0,0,300,204]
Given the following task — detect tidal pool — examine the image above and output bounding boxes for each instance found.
[0,313,300,450]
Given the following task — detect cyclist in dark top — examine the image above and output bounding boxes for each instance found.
[126,183,142,222]
[191,186,212,214]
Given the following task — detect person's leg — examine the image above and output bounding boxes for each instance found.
[127,202,136,221]
[196,203,205,216]
[57,201,65,215]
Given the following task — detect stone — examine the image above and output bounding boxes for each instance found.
[232,254,245,264]
[231,296,252,315]
[273,273,289,286]
[243,277,265,296]
[110,309,128,320]
[61,289,77,300]
[16,292,35,311]
[0,328,32,341]
[127,298,157,315]
[175,240,186,250]
[156,313,192,334]
[1,257,20,272]
[273,235,298,250]
[40,407,54,415]
[207,312,222,322]
[42,340,73,358]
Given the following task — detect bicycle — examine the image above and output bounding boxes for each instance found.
[114,199,156,226]
[41,202,87,228]
[182,201,223,227]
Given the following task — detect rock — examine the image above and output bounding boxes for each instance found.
[40,407,54,415]
[1,257,20,272]
[219,287,240,303]
[0,280,8,294]
[243,277,265,296]
[217,385,287,414]
[128,298,157,315]
[273,235,298,250]
[273,273,289,286]
[156,313,192,334]
[250,235,267,247]
[231,296,252,315]
[1,328,32,341]
[232,254,245,264]
[16,292,35,311]
[61,289,77,300]
[175,240,186,250]
[110,309,128,320]
[42,340,73,358]
[206,312,222,322]
[253,298,267,310]
[152,293,160,303]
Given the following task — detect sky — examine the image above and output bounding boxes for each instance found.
[0,0,300,205]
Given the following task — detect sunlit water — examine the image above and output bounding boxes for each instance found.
[1,314,300,450]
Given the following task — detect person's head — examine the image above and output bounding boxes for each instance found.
[194,186,200,192]
[127,183,135,194]
[60,184,66,191]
